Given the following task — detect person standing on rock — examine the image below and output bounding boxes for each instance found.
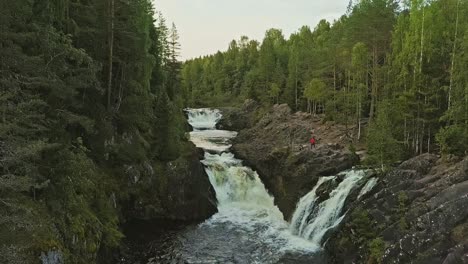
[310,136,316,149]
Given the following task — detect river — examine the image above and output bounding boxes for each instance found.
[119,108,376,264]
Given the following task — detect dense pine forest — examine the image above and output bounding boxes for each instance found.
[182,0,468,165]
[2,0,468,263]
[0,0,190,263]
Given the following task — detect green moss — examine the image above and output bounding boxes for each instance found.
[397,192,409,230]
[285,152,300,166]
[334,207,388,264]
[451,222,468,243]
[350,207,377,244]
[368,238,386,264]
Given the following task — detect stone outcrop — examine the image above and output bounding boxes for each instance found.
[217,99,259,131]
[327,154,468,264]
[161,145,217,220]
[227,103,359,220]
[221,102,468,263]
[124,142,217,221]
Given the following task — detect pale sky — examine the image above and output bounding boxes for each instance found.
[153,0,349,60]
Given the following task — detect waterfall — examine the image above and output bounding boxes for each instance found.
[290,170,367,244]
[186,108,319,256]
[290,176,336,236]
[186,108,222,130]
[186,108,237,153]
[186,108,373,258]
[358,177,378,199]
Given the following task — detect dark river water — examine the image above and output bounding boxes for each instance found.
[117,108,375,264]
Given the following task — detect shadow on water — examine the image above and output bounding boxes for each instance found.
[117,218,328,264]
[117,109,331,264]
[117,218,193,264]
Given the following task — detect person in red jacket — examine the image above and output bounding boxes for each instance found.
[310,136,316,149]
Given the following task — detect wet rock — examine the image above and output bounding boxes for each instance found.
[316,179,339,203]
[162,145,218,221]
[217,100,259,131]
[40,251,63,264]
[129,143,217,221]
[228,103,359,220]
[326,155,468,264]
[398,153,438,175]
[443,244,468,264]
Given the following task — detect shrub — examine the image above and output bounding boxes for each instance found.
[436,125,468,157]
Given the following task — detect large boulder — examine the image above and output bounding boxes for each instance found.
[126,143,217,221]
[217,99,259,131]
[162,146,218,220]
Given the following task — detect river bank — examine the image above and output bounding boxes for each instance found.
[119,108,330,263]
[220,101,468,263]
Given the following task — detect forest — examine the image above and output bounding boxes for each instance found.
[1,0,468,263]
[1,0,188,262]
[182,0,468,165]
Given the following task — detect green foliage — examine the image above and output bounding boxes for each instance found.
[397,191,409,230]
[368,238,386,264]
[304,79,327,103]
[336,207,387,263]
[366,102,402,168]
[451,222,468,243]
[182,0,468,164]
[436,125,468,156]
[349,207,378,243]
[1,0,187,262]
[269,83,281,104]
[304,78,327,115]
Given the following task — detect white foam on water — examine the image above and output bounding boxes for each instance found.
[189,129,237,153]
[290,176,336,236]
[290,170,367,244]
[186,108,222,130]
[185,108,379,262]
[186,109,320,254]
[358,177,378,199]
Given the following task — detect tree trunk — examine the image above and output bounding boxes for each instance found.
[427,127,431,153]
[358,100,361,141]
[65,0,70,33]
[107,0,115,111]
[333,64,337,113]
[419,6,425,75]
[369,47,378,123]
[294,60,298,111]
[448,0,460,111]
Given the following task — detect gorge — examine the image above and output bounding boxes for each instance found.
[119,108,383,263]
[2,1,468,263]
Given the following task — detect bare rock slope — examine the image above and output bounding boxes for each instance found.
[327,154,468,264]
[228,103,359,219]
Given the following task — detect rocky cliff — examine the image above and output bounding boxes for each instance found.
[227,102,359,220]
[0,140,216,264]
[327,154,468,264]
[222,102,468,263]
[125,143,217,221]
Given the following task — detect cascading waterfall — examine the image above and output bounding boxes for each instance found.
[358,177,378,199]
[290,177,336,237]
[187,108,223,130]
[290,170,368,244]
[183,108,375,263]
[186,108,319,262]
[187,108,237,153]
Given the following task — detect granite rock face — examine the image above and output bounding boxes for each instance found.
[124,142,217,221]
[226,103,359,220]
[221,102,468,263]
[217,99,259,131]
[327,154,468,264]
